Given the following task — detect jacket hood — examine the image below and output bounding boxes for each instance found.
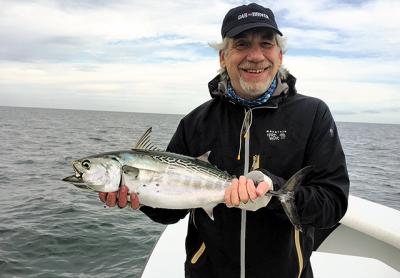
[207,69,297,107]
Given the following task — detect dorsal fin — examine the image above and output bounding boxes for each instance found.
[132,127,161,151]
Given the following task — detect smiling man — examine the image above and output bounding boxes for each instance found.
[221,29,282,99]
[100,3,349,278]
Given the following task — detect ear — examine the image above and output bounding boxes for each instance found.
[279,49,283,63]
[219,50,226,68]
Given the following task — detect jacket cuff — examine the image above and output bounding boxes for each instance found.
[239,171,274,211]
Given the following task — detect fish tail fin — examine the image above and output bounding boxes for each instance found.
[281,194,303,232]
[276,166,314,232]
[277,166,314,194]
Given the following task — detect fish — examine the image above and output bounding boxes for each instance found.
[63,127,313,231]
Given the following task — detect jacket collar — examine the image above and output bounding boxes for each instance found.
[208,69,297,107]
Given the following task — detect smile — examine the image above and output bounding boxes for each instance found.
[243,69,264,73]
[240,66,270,74]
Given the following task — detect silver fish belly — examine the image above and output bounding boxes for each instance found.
[122,163,230,209]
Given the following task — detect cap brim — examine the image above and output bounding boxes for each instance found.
[225,22,282,37]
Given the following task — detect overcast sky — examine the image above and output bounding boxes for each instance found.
[0,0,399,124]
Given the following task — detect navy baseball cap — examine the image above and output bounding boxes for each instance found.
[221,3,282,38]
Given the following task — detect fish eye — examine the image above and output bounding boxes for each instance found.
[82,160,90,170]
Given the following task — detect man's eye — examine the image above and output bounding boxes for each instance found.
[234,41,249,49]
[261,41,274,48]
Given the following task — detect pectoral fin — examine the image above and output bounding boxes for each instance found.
[122,165,140,177]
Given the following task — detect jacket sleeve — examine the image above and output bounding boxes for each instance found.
[297,101,349,228]
[139,120,190,224]
[265,101,349,229]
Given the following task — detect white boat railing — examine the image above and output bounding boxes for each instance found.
[317,195,400,272]
[141,195,400,278]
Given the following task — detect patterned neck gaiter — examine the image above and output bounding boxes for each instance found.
[226,76,277,107]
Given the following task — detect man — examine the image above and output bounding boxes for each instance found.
[100,3,349,278]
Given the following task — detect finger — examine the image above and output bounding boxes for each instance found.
[238,177,250,204]
[246,179,257,201]
[130,193,140,210]
[231,177,243,206]
[256,181,270,197]
[225,179,237,207]
[99,192,107,203]
[118,185,129,208]
[106,192,117,207]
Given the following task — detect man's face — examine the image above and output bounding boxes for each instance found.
[220,29,282,100]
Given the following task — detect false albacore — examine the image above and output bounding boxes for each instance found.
[63,127,312,231]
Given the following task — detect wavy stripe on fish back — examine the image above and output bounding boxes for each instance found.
[133,149,232,180]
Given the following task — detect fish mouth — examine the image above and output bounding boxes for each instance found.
[62,175,94,190]
[62,163,87,188]
[62,175,83,183]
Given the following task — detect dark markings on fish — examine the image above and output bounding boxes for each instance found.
[150,154,231,180]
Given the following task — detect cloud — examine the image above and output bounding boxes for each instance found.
[276,0,400,58]
[0,1,225,63]
[2,0,399,62]
[0,0,399,124]
[0,59,219,114]
[283,54,400,123]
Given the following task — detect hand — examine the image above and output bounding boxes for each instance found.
[224,176,270,207]
[98,185,140,210]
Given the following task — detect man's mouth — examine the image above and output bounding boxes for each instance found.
[240,66,271,74]
[242,68,265,73]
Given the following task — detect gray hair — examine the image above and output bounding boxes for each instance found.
[209,33,288,80]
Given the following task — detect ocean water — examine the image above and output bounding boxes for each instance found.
[0,106,399,278]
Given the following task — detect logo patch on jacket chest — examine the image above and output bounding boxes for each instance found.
[266,130,287,141]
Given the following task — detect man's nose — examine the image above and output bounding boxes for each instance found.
[246,45,265,62]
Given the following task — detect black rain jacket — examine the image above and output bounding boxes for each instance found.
[140,72,350,278]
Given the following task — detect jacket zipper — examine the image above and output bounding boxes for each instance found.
[240,108,252,278]
[239,107,278,278]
